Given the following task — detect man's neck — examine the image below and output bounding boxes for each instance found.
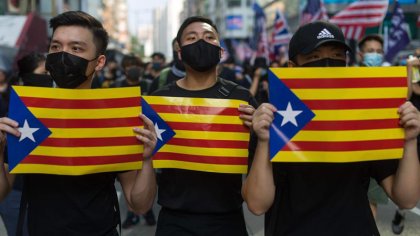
[177,69,218,90]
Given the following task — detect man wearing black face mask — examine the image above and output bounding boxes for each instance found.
[112,54,151,94]
[243,21,420,236]
[150,16,257,236]
[17,52,53,88]
[0,11,158,236]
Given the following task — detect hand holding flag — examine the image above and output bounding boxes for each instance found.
[133,114,158,160]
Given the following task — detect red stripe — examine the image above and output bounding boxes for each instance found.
[150,104,240,116]
[167,138,249,149]
[168,122,249,132]
[20,97,140,109]
[302,98,405,110]
[40,137,140,147]
[282,139,404,152]
[22,154,142,165]
[282,77,406,89]
[39,117,142,128]
[304,119,399,130]
[154,152,247,165]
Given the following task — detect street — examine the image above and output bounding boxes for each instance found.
[1,191,419,235]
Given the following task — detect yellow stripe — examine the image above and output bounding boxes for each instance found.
[160,145,248,157]
[270,67,407,79]
[49,127,141,138]
[174,130,249,141]
[293,88,407,100]
[11,162,142,175]
[271,149,403,162]
[14,86,141,99]
[32,145,143,156]
[153,160,247,174]
[160,113,243,124]
[29,107,141,119]
[293,129,404,142]
[144,96,245,107]
[312,108,399,121]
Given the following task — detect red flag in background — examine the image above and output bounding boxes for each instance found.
[330,0,388,40]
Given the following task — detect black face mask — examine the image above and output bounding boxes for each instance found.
[22,74,53,87]
[126,67,142,81]
[46,51,97,88]
[172,51,185,71]
[301,58,346,67]
[180,39,221,72]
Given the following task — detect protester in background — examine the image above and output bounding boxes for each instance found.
[218,56,237,82]
[92,58,120,88]
[148,39,185,94]
[243,21,420,236]
[358,34,390,67]
[249,57,269,104]
[357,34,391,221]
[0,58,9,117]
[146,52,166,82]
[17,52,53,87]
[112,54,151,94]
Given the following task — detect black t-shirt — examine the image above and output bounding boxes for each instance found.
[25,173,119,235]
[262,160,398,236]
[152,78,258,213]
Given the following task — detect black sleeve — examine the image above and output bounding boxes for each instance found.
[370,159,399,184]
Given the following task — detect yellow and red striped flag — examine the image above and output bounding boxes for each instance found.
[269,67,407,162]
[8,86,143,175]
[143,96,250,174]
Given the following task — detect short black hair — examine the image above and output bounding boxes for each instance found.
[176,16,218,46]
[49,11,109,55]
[121,55,142,70]
[17,52,46,76]
[358,34,383,52]
[151,52,166,61]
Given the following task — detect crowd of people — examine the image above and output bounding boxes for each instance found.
[0,10,419,236]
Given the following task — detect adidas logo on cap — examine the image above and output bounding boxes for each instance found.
[317,28,334,39]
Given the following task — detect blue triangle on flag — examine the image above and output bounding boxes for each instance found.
[268,70,315,160]
[141,98,175,156]
[7,87,51,171]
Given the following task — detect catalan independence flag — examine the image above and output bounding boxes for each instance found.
[8,86,144,175]
[269,67,407,162]
[143,96,250,174]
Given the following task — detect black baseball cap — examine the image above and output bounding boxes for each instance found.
[288,21,352,60]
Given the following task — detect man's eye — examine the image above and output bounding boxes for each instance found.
[50,45,59,51]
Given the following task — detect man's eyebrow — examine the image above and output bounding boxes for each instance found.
[50,39,88,46]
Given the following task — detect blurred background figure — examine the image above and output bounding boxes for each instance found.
[357,35,390,222]
[148,39,185,94]
[147,52,166,83]
[358,34,389,67]
[249,57,269,104]
[112,54,151,95]
[92,58,121,88]
[17,52,53,87]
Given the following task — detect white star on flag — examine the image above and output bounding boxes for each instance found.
[18,119,39,142]
[154,122,166,141]
[277,102,303,127]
